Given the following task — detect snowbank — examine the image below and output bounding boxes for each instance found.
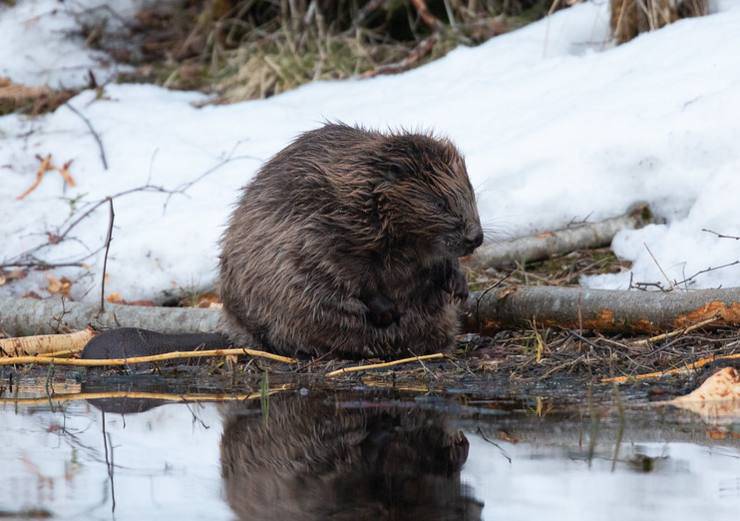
[2,0,740,301]
[0,0,140,87]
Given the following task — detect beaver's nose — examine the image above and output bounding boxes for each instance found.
[464,229,484,250]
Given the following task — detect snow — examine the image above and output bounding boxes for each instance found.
[2,0,740,302]
[462,434,740,521]
[0,0,141,87]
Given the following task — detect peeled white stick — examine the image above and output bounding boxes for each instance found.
[0,327,94,356]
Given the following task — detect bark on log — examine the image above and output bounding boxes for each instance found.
[470,204,652,269]
[0,297,219,337]
[464,286,740,334]
[3,285,740,338]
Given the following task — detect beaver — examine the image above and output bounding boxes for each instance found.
[83,123,482,359]
[219,123,482,358]
[220,393,483,520]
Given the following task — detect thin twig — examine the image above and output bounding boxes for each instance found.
[673,259,740,288]
[702,228,740,241]
[0,347,298,366]
[325,353,445,378]
[65,102,108,170]
[602,353,740,384]
[644,242,673,289]
[100,197,114,313]
[630,316,719,349]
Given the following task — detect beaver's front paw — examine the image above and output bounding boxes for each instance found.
[447,267,469,301]
[435,260,469,301]
[362,292,401,328]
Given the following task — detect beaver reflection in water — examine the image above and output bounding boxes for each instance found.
[83,124,483,359]
[220,394,483,521]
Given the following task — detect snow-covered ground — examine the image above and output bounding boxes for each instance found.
[2,0,740,302]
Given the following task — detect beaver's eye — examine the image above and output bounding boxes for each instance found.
[434,199,449,212]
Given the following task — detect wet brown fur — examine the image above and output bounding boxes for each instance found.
[610,0,708,44]
[220,395,481,520]
[219,123,482,358]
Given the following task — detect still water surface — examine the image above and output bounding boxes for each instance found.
[1,384,738,520]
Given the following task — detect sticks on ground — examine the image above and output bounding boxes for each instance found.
[471,203,652,269]
[325,353,445,378]
[0,347,297,367]
[362,35,437,78]
[602,353,740,384]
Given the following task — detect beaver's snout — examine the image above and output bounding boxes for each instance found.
[461,225,483,255]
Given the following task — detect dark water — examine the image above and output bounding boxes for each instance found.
[0,380,738,520]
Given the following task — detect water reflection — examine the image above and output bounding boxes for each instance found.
[0,385,738,520]
[220,394,482,520]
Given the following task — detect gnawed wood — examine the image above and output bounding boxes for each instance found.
[0,327,93,356]
[470,204,652,269]
[464,286,740,334]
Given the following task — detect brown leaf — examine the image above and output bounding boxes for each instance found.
[46,274,72,296]
[17,154,76,200]
[106,292,124,304]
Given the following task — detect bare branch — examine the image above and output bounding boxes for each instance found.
[99,198,114,313]
[65,102,108,170]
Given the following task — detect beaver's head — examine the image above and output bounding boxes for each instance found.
[372,132,483,260]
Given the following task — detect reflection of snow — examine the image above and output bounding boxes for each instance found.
[462,435,740,521]
[0,402,231,520]
[3,2,740,299]
[1,400,738,520]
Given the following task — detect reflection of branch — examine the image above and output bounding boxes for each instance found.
[0,389,286,405]
[101,411,116,513]
[65,103,108,170]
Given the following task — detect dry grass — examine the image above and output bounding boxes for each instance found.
[77,0,563,103]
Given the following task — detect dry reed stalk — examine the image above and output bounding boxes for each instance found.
[325,353,445,378]
[0,347,297,367]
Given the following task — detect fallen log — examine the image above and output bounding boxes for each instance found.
[3,285,740,339]
[464,286,740,334]
[0,297,219,337]
[470,204,652,269]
